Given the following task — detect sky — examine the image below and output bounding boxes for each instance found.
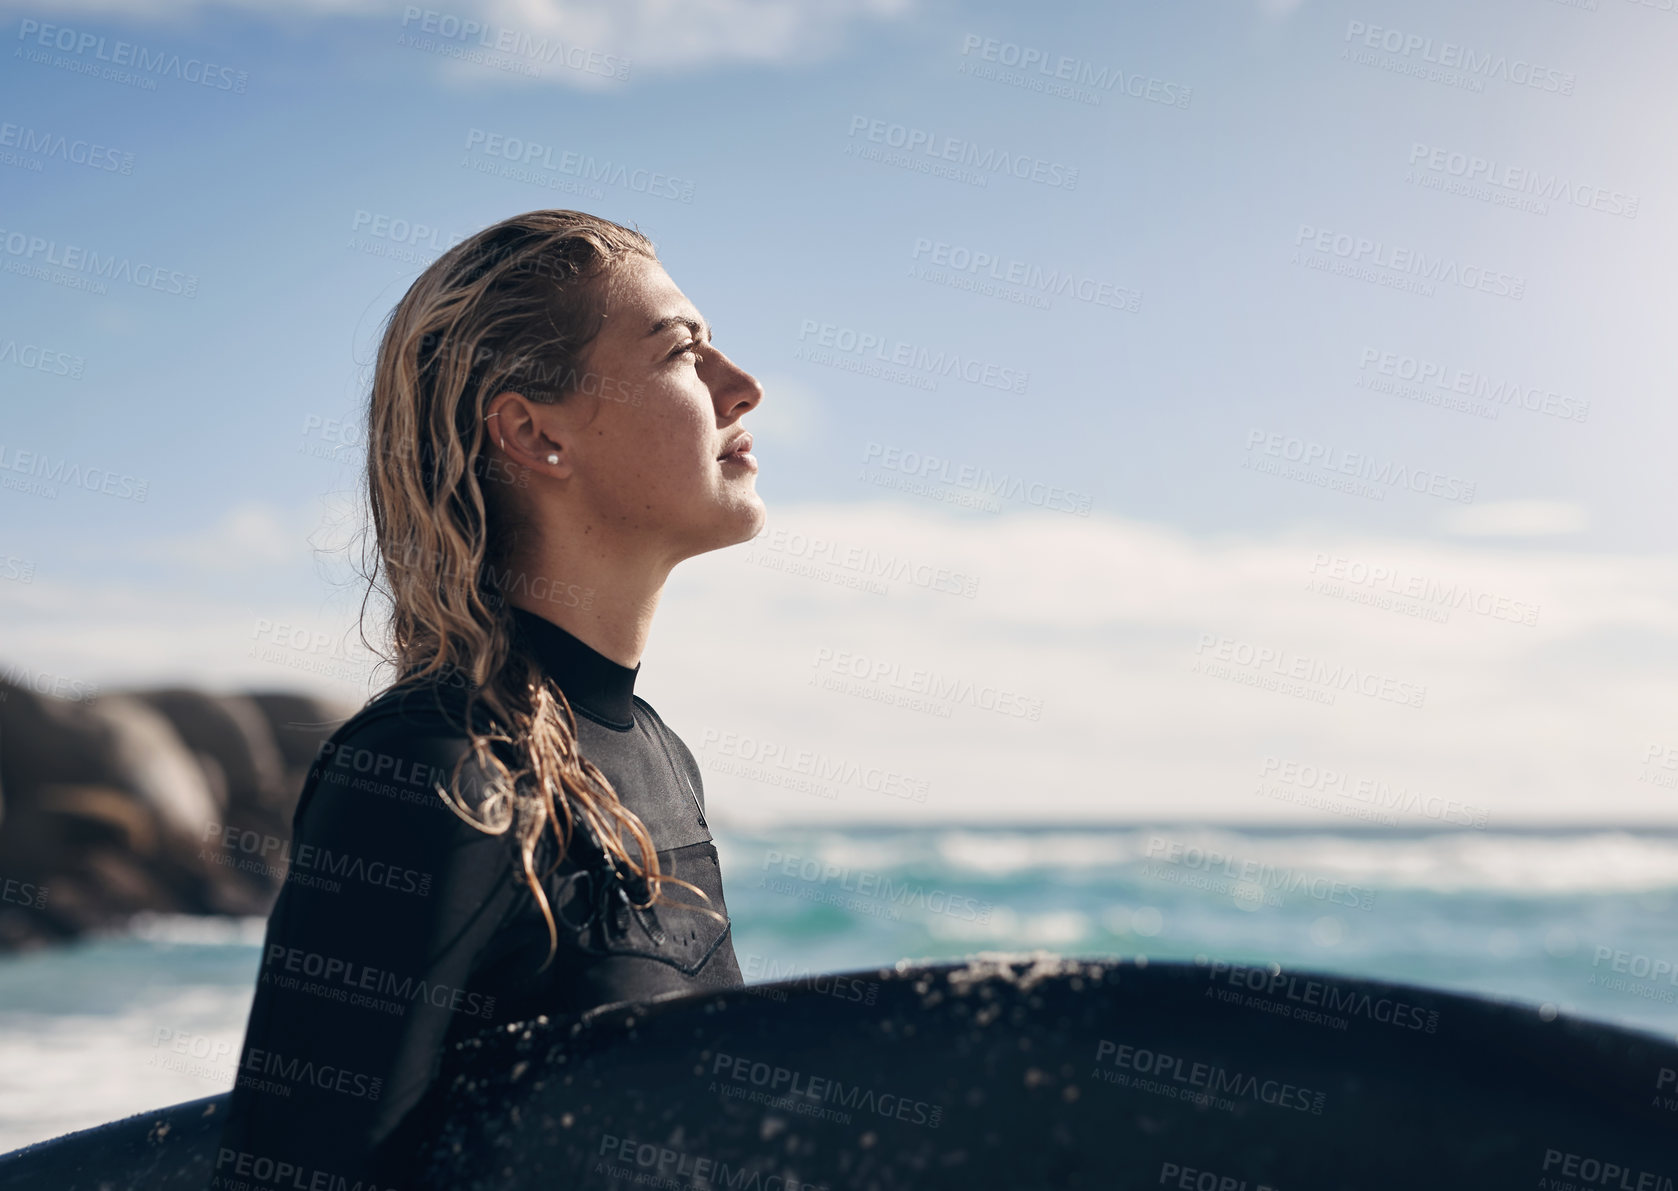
[2,0,1676,825]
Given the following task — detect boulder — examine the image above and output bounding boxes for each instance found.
[244,690,357,794]
[0,678,357,950]
[130,689,288,817]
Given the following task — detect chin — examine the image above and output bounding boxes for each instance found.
[729,492,768,543]
[680,492,766,559]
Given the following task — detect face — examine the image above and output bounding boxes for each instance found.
[488,253,766,566]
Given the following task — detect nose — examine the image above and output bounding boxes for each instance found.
[705,347,764,418]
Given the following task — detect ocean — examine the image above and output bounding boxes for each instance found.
[2,824,1676,1154]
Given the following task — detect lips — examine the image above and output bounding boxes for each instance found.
[718,432,753,461]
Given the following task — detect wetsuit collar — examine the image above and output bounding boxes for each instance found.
[507,606,640,729]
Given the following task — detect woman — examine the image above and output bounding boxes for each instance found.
[214,210,765,1189]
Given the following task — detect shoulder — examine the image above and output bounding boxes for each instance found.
[301,676,516,830]
[630,693,680,736]
[320,673,518,766]
[347,674,503,740]
[631,695,707,809]
[632,695,699,762]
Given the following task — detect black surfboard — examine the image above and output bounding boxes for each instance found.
[4,956,1675,1190]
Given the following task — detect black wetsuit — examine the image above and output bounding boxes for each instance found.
[213,607,740,1190]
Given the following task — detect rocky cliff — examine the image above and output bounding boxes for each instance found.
[0,679,359,949]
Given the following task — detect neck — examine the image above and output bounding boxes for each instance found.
[500,536,670,669]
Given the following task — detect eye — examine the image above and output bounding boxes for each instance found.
[670,340,704,365]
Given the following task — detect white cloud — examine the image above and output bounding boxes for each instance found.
[1440,500,1590,538]
[652,503,1678,827]
[5,499,1676,826]
[128,501,316,572]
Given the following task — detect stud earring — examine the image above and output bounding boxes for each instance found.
[546,453,559,465]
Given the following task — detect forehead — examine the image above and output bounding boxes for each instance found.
[599,254,696,329]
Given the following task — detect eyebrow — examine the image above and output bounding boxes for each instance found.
[646,314,712,343]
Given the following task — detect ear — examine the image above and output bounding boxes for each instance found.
[484,391,573,478]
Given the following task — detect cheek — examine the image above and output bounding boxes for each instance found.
[668,392,719,471]
[624,392,713,490]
